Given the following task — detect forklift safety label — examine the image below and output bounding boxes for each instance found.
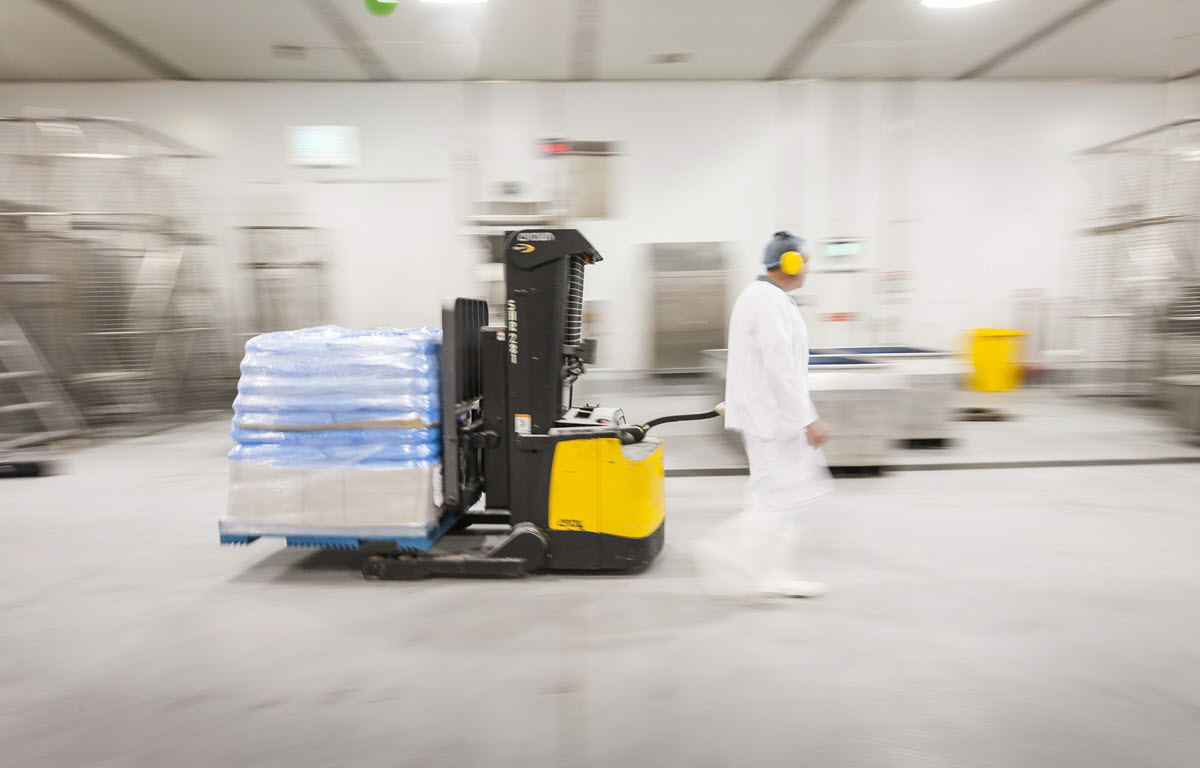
[514,414,532,435]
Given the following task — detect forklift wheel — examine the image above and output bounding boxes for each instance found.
[362,554,431,580]
[362,555,390,580]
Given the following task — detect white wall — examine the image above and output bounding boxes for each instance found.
[779,80,1184,349]
[2,78,1197,364]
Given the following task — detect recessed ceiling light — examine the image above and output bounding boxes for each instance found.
[921,0,998,8]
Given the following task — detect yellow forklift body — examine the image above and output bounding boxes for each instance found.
[547,436,665,539]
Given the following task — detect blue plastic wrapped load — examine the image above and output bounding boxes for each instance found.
[229,325,442,469]
[229,427,438,446]
[228,443,440,467]
[223,325,446,545]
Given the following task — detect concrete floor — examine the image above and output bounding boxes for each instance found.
[3,402,1200,767]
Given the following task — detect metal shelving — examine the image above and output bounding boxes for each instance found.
[1075,119,1200,397]
[239,225,330,339]
[0,309,84,467]
[0,116,232,431]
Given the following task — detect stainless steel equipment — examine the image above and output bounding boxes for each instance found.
[462,201,566,325]
[0,308,85,469]
[649,243,730,373]
[1155,283,1200,435]
[1076,120,1200,397]
[828,346,965,445]
[0,116,230,429]
[538,139,619,220]
[240,225,330,336]
[1158,283,1200,382]
[1159,375,1200,438]
[700,349,902,469]
[808,356,902,469]
[458,140,618,328]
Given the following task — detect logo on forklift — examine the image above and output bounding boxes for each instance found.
[517,232,555,242]
[506,299,518,364]
[513,243,535,253]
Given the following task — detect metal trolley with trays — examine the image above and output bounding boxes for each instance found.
[363,229,717,580]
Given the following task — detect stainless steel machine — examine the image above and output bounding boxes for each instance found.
[239,225,330,337]
[825,346,965,446]
[701,349,903,471]
[0,116,229,429]
[649,242,731,373]
[1157,283,1200,437]
[807,355,903,471]
[1077,120,1200,398]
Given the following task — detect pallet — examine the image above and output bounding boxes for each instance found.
[218,512,461,552]
[220,513,548,580]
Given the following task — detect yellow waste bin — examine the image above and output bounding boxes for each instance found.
[969,329,1026,392]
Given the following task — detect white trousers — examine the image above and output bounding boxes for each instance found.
[697,432,833,588]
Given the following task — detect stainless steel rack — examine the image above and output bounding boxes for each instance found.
[0,116,231,431]
[1076,119,1200,397]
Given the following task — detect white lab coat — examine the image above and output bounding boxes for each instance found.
[725,277,832,510]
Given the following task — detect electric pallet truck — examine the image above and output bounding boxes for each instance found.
[363,229,720,580]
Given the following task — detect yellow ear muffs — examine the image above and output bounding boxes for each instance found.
[780,250,805,276]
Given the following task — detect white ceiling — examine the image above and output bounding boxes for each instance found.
[341,0,574,79]
[2,0,1200,82]
[804,0,1084,79]
[597,0,830,80]
[80,0,363,80]
[991,0,1200,79]
[0,0,155,80]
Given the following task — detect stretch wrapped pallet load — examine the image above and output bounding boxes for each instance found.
[220,325,445,548]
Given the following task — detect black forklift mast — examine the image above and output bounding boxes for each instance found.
[491,229,602,528]
[501,228,600,434]
[441,229,602,519]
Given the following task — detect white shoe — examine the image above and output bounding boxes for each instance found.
[760,579,827,598]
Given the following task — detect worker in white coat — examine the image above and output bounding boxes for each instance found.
[693,231,832,598]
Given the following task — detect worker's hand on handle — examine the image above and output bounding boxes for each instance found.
[806,419,829,449]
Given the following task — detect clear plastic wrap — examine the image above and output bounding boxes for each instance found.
[232,325,442,431]
[225,463,441,530]
[224,326,444,535]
